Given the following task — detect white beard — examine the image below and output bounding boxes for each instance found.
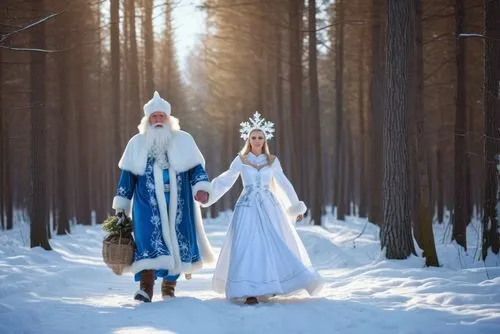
[145,125,172,168]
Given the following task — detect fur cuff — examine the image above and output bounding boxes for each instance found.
[287,201,307,216]
[112,196,131,213]
[192,181,212,201]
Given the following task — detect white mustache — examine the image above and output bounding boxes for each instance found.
[153,123,164,128]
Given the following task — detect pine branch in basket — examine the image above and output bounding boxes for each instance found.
[102,215,133,237]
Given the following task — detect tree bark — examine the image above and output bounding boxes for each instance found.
[288,0,303,198]
[334,0,345,221]
[381,0,416,259]
[308,0,323,225]
[144,0,154,95]
[452,0,468,249]
[369,0,385,226]
[56,9,71,234]
[358,25,368,218]
[30,0,51,250]
[481,0,500,260]
[111,0,121,178]
[411,0,439,266]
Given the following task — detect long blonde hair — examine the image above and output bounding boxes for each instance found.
[239,129,272,163]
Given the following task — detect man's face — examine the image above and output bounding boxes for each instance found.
[149,112,167,127]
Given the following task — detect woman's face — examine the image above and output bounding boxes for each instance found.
[249,130,265,151]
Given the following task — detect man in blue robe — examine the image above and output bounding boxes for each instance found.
[112,91,214,302]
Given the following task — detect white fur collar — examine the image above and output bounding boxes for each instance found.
[118,130,205,175]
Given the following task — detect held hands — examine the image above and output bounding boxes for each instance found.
[296,214,304,222]
[194,191,209,204]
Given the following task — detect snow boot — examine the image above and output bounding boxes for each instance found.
[134,270,154,302]
[161,280,176,299]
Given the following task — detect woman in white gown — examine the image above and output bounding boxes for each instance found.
[204,112,323,305]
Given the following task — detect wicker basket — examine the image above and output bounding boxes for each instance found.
[102,232,135,275]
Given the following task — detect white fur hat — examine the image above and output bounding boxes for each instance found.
[143,91,171,117]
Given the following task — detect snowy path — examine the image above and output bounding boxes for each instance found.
[0,213,499,334]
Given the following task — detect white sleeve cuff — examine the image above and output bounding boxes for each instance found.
[112,195,131,213]
[192,180,212,203]
[287,201,307,216]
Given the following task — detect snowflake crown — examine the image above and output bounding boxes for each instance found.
[240,111,275,141]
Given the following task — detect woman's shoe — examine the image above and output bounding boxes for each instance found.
[244,297,259,305]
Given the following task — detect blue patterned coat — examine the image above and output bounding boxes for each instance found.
[112,130,214,278]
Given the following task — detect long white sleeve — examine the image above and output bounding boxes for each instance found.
[273,158,307,216]
[202,156,241,207]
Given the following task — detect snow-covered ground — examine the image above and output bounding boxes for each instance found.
[0,211,499,334]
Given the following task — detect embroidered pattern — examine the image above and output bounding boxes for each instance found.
[175,174,192,262]
[136,160,170,261]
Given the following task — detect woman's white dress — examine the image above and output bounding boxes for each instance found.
[207,153,323,300]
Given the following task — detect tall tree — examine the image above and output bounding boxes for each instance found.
[334,0,346,221]
[369,0,385,226]
[381,0,416,259]
[452,0,468,249]
[481,0,500,260]
[308,0,323,225]
[288,0,303,197]
[55,8,71,234]
[411,0,438,266]
[143,0,154,94]
[29,0,51,250]
[110,0,121,171]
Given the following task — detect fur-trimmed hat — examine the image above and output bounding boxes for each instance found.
[143,91,171,117]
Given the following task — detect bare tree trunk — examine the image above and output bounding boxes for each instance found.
[452,0,467,249]
[358,25,368,218]
[436,149,444,223]
[56,9,71,235]
[128,0,140,134]
[288,0,303,197]
[308,0,323,225]
[0,49,4,230]
[276,25,285,159]
[411,0,439,266]
[144,0,154,94]
[381,0,416,259]
[335,0,345,221]
[30,0,51,250]
[369,0,385,226]
[481,0,500,259]
[111,0,121,178]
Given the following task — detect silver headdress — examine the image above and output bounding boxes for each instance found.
[239,111,275,141]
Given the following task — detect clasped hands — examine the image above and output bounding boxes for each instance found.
[194,191,209,204]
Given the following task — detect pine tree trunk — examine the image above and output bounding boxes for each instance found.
[437,149,444,223]
[56,9,71,235]
[358,25,368,218]
[144,0,154,94]
[369,0,385,226]
[334,0,345,221]
[30,0,51,250]
[128,0,140,135]
[452,0,468,249]
[381,0,416,259]
[0,49,4,230]
[481,0,500,259]
[111,0,121,178]
[288,0,303,198]
[412,0,439,266]
[308,0,323,225]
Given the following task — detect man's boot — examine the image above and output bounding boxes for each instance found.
[134,270,154,302]
[161,280,177,299]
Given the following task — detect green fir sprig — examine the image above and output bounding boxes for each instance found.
[102,215,133,236]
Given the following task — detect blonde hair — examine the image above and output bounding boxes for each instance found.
[239,129,272,163]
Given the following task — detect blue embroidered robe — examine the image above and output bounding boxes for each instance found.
[112,130,214,280]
